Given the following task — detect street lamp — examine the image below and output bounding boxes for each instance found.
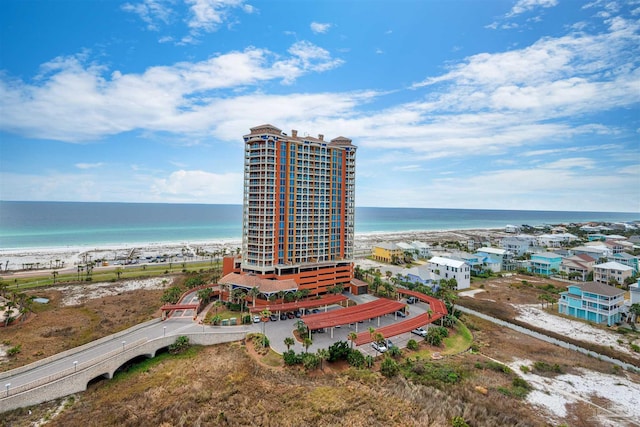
[163,326,166,337]
[5,383,9,397]
[121,341,126,352]
[73,361,78,372]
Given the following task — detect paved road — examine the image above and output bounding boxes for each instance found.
[3,292,436,396]
[2,317,209,391]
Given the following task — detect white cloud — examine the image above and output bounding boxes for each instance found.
[152,170,243,200]
[507,0,558,17]
[121,0,174,31]
[76,162,104,169]
[0,42,345,141]
[310,22,331,34]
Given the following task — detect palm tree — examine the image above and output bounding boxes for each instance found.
[348,332,358,349]
[284,337,295,351]
[317,348,329,371]
[303,337,313,353]
[628,303,640,324]
[52,270,59,285]
[249,287,260,308]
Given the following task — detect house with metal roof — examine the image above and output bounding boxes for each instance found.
[558,282,624,326]
[427,256,470,290]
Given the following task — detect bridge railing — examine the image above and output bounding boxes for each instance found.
[2,338,149,398]
[0,318,161,380]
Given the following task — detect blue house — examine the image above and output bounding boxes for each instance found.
[558,282,624,326]
[529,252,563,276]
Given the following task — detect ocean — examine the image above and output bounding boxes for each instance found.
[0,201,638,250]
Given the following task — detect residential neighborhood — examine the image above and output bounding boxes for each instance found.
[369,221,640,326]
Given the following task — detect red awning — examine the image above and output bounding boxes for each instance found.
[302,298,405,330]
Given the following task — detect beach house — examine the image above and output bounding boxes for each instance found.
[427,256,471,290]
[560,254,596,281]
[558,282,624,326]
[593,261,633,285]
[500,235,536,257]
[372,242,403,264]
[528,252,563,276]
[475,247,515,271]
[610,252,639,274]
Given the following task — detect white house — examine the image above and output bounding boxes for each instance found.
[410,241,432,259]
[536,233,578,248]
[500,235,537,257]
[396,242,420,259]
[427,256,471,290]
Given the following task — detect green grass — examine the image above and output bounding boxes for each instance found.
[261,349,284,367]
[442,320,473,355]
[1,260,221,291]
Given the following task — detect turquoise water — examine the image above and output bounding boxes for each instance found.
[0,201,637,249]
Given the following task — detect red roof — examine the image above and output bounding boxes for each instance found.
[302,298,405,330]
[160,303,199,311]
[352,290,449,345]
[248,294,348,314]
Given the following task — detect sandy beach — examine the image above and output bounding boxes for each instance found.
[0,228,505,274]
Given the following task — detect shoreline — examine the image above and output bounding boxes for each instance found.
[0,228,505,272]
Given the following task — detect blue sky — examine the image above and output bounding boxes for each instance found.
[0,0,638,212]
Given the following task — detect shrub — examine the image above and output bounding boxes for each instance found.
[406,339,419,351]
[425,328,443,346]
[302,353,320,371]
[512,377,531,390]
[168,336,190,354]
[451,416,470,427]
[533,361,563,374]
[380,357,399,377]
[283,350,301,366]
[519,365,530,373]
[327,341,351,362]
[7,344,21,357]
[347,349,365,368]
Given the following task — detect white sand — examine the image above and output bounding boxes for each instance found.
[508,358,640,426]
[0,229,503,273]
[56,277,173,306]
[514,304,639,358]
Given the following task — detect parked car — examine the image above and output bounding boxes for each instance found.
[411,327,427,337]
[395,310,407,318]
[311,308,320,314]
[371,341,387,353]
[269,314,278,322]
[280,313,287,320]
[386,339,396,349]
[406,296,418,304]
[294,311,302,318]
[253,315,261,323]
[287,312,295,319]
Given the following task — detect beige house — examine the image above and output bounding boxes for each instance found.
[593,261,633,285]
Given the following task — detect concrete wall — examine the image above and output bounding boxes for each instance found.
[0,331,246,413]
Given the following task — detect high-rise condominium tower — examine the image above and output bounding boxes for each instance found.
[238,124,356,294]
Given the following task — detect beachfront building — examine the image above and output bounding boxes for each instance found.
[571,245,610,261]
[558,282,624,326]
[222,124,356,298]
[403,265,437,289]
[410,241,432,259]
[427,256,471,290]
[593,261,633,286]
[560,254,596,281]
[372,242,404,264]
[536,233,578,248]
[610,252,639,274]
[528,252,563,276]
[500,235,537,257]
[396,242,420,260]
[475,247,515,271]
